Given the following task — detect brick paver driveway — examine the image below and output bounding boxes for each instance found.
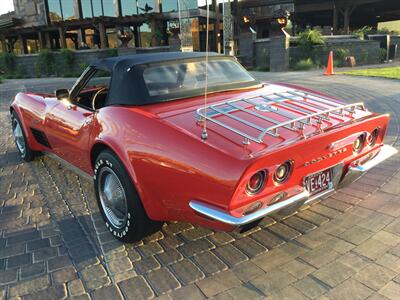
[0,71,399,300]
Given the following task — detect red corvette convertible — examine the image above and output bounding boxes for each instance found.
[10,52,397,242]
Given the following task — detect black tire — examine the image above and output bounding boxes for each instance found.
[11,111,35,162]
[94,150,163,243]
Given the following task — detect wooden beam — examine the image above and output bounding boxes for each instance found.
[333,5,338,34]
[98,22,108,49]
[58,27,67,48]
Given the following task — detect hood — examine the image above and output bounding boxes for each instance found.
[138,83,372,159]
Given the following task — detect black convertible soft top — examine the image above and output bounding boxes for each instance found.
[90,52,259,106]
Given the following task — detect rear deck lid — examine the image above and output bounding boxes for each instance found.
[142,83,372,159]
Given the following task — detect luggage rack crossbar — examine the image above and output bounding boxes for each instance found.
[196,90,366,144]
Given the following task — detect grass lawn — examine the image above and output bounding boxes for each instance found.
[340,66,400,79]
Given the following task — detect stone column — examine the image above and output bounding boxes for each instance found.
[98,22,108,49]
[0,35,7,52]
[269,32,290,72]
[38,31,46,49]
[58,27,67,48]
[18,34,28,54]
[212,0,220,52]
[238,31,256,67]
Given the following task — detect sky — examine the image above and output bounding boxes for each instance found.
[0,0,14,15]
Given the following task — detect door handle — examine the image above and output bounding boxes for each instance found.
[67,104,77,111]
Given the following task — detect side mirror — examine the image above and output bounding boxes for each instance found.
[55,89,69,100]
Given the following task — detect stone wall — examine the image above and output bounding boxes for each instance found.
[14,47,171,77]
[290,38,381,67]
[253,36,381,70]
[254,39,270,70]
[13,0,48,28]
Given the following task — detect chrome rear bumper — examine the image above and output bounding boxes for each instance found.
[338,144,398,188]
[189,144,398,226]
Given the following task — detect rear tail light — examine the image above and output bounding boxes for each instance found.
[353,134,365,153]
[368,128,379,147]
[246,170,267,195]
[273,161,293,184]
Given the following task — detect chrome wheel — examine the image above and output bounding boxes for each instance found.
[12,118,26,156]
[98,166,128,229]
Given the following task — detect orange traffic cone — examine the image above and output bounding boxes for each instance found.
[324,51,335,76]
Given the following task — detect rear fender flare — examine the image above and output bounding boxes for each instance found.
[90,139,162,220]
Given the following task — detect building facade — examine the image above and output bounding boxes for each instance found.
[0,0,221,54]
[0,0,399,56]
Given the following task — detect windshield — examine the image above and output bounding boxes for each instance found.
[143,59,257,97]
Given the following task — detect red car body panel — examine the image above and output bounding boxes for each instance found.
[10,82,391,232]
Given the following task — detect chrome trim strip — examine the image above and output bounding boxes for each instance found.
[189,190,310,226]
[44,152,93,181]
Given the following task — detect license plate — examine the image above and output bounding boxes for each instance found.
[304,168,333,195]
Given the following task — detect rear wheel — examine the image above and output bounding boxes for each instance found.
[11,112,34,162]
[94,150,162,242]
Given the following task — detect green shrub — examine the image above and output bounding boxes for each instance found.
[298,29,325,51]
[254,66,270,72]
[0,52,16,77]
[79,62,89,72]
[376,27,390,35]
[293,58,315,71]
[100,49,118,58]
[294,29,325,66]
[60,48,75,76]
[380,48,388,62]
[14,65,27,79]
[35,49,55,77]
[352,26,373,40]
[334,48,350,67]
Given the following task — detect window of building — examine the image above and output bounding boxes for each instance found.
[161,0,178,12]
[80,0,117,18]
[81,0,93,18]
[102,0,115,16]
[47,0,76,22]
[121,0,138,16]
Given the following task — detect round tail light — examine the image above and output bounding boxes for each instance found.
[273,161,292,184]
[368,128,379,147]
[353,134,365,153]
[246,171,266,194]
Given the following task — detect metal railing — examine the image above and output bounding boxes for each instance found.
[196,89,366,144]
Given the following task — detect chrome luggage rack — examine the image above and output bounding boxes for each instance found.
[196,90,366,145]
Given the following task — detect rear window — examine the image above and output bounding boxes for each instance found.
[143,59,256,97]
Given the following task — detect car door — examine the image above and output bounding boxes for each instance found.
[44,100,94,171]
[44,67,111,172]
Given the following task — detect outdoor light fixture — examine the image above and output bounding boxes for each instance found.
[277,18,287,25]
[270,9,290,36]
